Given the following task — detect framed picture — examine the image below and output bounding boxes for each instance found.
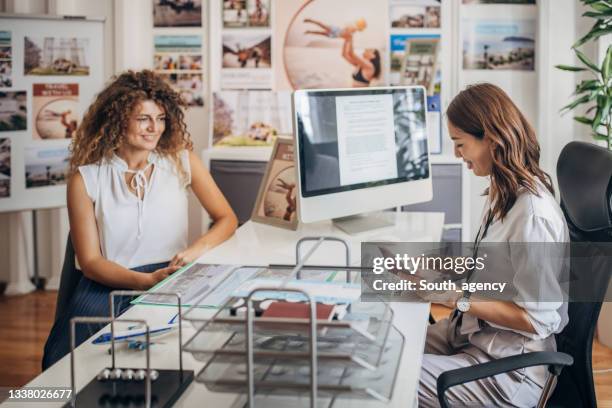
[400,37,440,95]
[251,137,298,230]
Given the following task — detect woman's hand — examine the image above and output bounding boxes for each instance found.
[169,244,208,267]
[396,270,460,308]
[144,265,181,289]
[417,290,462,309]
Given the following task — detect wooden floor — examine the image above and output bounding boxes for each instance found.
[0,292,610,405]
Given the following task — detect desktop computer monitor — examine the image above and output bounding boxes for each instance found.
[292,86,433,233]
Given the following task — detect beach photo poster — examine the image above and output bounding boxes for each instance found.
[153,0,202,27]
[252,138,298,230]
[159,73,204,106]
[221,33,272,89]
[154,35,203,72]
[0,138,10,198]
[0,31,12,88]
[275,0,388,90]
[25,145,70,189]
[390,34,441,93]
[390,0,441,29]
[0,91,26,132]
[462,18,536,70]
[212,91,292,147]
[24,37,90,76]
[223,0,270,28]
[33,83,79,140]
[400,37,440,95]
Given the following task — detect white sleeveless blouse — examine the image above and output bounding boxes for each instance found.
[78,150,191,269]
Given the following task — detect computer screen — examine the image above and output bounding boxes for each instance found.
[293,86,432,225]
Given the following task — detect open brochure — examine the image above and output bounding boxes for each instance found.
[132,263,346,308]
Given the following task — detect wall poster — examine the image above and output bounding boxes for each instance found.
[154,35,205,106]
[274,0,388,90]
[212,91,291,147]
[32,83,79,140]
[0,31,12,88]
[221,33,272,89]
[462,18,536,71]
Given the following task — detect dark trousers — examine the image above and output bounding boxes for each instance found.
[42,262,168,370]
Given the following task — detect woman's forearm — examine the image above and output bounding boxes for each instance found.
[80,257,152,290]
[342,38,351,59]
[190,213,238,254]
[467,299,536,334]
[342,37,356,62]
[346,37,355,57]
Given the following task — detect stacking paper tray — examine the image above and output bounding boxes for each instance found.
[180,236,406,405]
[195,326,404,401]
[183,300,403,402]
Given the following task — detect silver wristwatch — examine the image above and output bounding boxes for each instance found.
[456,296,471,313]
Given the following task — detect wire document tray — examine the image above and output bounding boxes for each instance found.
[181,236,403,408]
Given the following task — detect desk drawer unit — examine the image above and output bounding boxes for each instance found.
[210,160,267,225]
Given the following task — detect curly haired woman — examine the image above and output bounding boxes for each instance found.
[42,70,237,368]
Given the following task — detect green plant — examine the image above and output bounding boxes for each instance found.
[556,0,612,150]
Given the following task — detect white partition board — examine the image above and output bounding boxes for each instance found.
[0,14,104,212]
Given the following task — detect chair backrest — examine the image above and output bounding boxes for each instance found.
[53,233,82,323]
[551,141,612,408]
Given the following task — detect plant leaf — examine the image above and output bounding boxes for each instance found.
[590,2,612,12]
[560,94,591,113]
[573,21,608,48]
[592,106,603,131]
[600,95,612,123]
[575,79,601,94]
[556,64,586,72]
[582,10,612,20]
[573,116,594,125]
[592,132,609,141]
[603,44,612,81]
[575,49,601,72]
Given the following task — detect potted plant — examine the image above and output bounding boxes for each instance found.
[556,0,612,150]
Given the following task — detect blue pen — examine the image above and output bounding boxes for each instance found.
[168,313,179,324]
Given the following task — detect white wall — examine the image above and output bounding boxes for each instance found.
[537,0,579,186]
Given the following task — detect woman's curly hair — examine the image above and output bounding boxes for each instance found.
[69,70,193,180]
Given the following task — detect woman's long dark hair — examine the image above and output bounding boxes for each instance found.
[447,83,554,221]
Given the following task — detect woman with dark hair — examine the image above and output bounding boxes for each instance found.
[42,70,238,368]
[417,83,568,407]
[341,32,381,87]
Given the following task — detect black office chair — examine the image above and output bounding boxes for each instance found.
[53,234,82,323]
[436,141,612,408]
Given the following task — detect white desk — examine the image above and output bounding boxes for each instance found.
[13,212,444,408]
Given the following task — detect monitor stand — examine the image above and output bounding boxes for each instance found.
[332,213,395,235]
